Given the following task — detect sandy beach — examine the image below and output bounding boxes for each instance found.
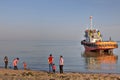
[0,69,120,80]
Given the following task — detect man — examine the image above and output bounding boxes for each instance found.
[48,54,54,73]
[13,58,19,70]
[4,56,8,69]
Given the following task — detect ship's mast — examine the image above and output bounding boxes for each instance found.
[90,16,93,30]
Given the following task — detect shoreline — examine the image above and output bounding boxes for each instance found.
[0,68,120,80]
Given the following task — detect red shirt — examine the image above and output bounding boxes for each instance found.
[48,56,53,64]
[23,62,27,68]
[52,65,56,70]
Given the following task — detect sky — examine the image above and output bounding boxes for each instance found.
[0,0,120,41]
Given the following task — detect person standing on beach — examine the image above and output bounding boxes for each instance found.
[4,56,8,69]
[13,58,19,70]
[59,55,64,73]
[48,54,54,73]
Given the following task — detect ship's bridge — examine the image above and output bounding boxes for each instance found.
[85,29,102,42]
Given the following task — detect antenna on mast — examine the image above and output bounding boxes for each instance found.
[90,16,93,30]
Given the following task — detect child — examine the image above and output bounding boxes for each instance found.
[52,64,56,73]
[23,61,27,70]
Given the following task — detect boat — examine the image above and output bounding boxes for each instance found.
[81,16,118,53]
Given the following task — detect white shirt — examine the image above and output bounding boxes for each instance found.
[59,57,64,65]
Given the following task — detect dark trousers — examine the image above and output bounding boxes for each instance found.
[53,69,55,73]
[5,61,8,69]
[14,66,18,70]
[59,65,63,73]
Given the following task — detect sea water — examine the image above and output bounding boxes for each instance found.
[0,40,120,73]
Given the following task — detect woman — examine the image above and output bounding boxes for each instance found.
[13,58,19,70]
[59,55,64,73]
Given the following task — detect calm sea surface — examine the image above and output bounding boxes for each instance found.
[0,40,120,73]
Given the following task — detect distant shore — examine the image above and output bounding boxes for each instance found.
[0,68,120,80]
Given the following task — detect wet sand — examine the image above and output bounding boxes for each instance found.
[0,69,120,80]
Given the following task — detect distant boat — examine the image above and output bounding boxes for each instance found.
[81,16,118,53]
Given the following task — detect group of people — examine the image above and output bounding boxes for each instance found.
[48,54,64,73]
[4,54,64,73]
[4,56,27,70]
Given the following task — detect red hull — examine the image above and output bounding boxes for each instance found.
[84,45,98,51]
[83,45,114,52]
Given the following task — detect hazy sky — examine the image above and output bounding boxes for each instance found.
[0,0,120,41]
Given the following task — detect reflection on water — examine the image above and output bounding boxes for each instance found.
[82,51,118,72]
